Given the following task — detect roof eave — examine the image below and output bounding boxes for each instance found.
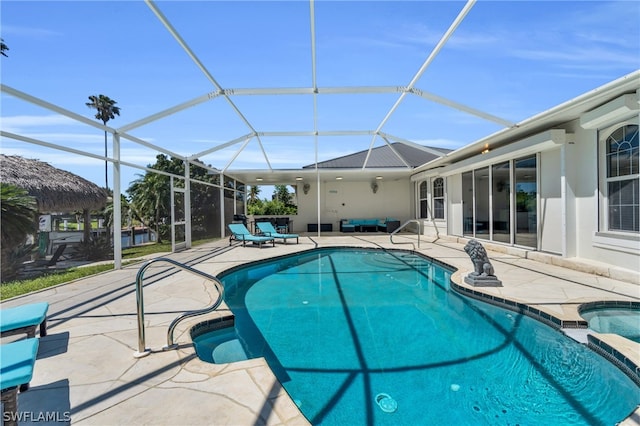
[412,70,640,174]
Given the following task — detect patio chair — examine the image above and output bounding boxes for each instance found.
[0,302,49,338]
[256,221,299,244]
[40,243,67,267]
[228,223,275,248]
[275,217,290,233]
[1,338,40,426]
[25,243,67,271]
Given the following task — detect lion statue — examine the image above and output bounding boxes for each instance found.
[463,239,495,277]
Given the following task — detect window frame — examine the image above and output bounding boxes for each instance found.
[418,180,429,219]
[599,121,639,234]
[432,177,445,220]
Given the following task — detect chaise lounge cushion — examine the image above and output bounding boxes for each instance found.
[0,338,39,391]
[0,302,49,338]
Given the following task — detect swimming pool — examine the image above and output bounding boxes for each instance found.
[195,248,639,425]
[580,302,640,343]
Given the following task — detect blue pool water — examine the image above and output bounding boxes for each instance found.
[581,306,640,343]
[195,248,639,425]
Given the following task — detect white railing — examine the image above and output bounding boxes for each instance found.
[389,219,421,250]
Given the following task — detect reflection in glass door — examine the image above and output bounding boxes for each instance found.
[474,167,490,240]
[515,156,537,247]
[462,172,473,237]
[492,162,511,243]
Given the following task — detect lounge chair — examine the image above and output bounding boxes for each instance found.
[256,221,299,244]
[1,338,40,424]
[31,244,67,268]
[228,223,275,248]
[46,243,67,266]
[0,302,49,338]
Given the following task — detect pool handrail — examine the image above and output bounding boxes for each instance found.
[134,257,225,358]
[389,219,421,249]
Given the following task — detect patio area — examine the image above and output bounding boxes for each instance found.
[2,233,639,425]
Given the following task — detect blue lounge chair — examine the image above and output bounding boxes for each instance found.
[228,223,275,248]
[0,302,49,338]
[256,221,299,244]
[1,339,39,414]
[1,338,39,391]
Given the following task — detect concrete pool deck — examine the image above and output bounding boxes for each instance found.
[2,234,639,425]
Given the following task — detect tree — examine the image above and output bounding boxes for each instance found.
[248,185,261,204]
[85,95,120,191]
[1,183,36,280]
[273,185,293,205]
[127,154,212,243]
[247,185,264,214]
[1,38,9,57]
[1,183,36,247]
[128,169,170,243]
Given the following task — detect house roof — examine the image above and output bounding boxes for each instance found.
[303,143,451,169]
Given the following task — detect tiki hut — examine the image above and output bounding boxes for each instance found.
[1,154,108,248]
[1,156,108,279]
[0,155,107,213]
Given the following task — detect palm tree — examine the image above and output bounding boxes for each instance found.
[1,183,36,280]
[1,38,9,57]
[127,171,170,243]
[248,185,261,204]
[1,183,36,247]
[85,95,120,191]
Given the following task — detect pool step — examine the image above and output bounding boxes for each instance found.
[562,328,591,344]
[212,339,248,363]
[193,327,250,364]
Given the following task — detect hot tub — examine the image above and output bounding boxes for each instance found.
[579,301,640,343]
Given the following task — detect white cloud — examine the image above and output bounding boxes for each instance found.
[1,25,61,38]
[0,147,99,166]
[1,114,80,133]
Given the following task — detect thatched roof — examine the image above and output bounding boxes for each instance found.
[0,155,108,212]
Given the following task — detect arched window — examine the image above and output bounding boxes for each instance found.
[432,178,444,219]
[605,124,639,232]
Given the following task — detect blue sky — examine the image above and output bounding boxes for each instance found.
[1,0,639,192]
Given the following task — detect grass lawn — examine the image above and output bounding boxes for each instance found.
[1,238,221,300]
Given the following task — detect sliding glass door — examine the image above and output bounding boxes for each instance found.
[515,155,537,247]
[462,172,474,237]
[492,162,511,243]
[474,167,490,239]
[460,156,537,248]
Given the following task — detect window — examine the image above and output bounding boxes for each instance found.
[419,181,428,218]
[605,124,639,232]
[432,178,444,219]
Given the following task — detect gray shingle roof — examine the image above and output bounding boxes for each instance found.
[303,142,450,169]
